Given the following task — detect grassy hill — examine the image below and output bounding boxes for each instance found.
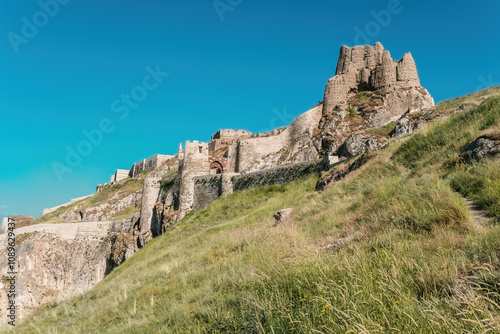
[7,89,500,333]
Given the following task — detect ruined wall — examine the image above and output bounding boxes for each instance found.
[139,177,161,234]
[208,129,252,152]
[114,169,129,182]
[232,160,323,191]
[178,141,210,212]
[129,154,174,178]
[193,175,222,210]
[234,105,322,173]
[42,194,93,216]
[208,155,228,174]
[323,42,431,117]
[191,162,322,210]
[236,131,291,173]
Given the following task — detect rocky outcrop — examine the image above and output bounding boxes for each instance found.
[337,132,387,158]
[462,136,500,162]
[319,42,434,154]
[0,215,140,325]
[315,154,372,191]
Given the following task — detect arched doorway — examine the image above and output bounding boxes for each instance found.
[210,161,224,174]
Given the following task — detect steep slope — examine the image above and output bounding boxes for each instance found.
[8,90,500,333]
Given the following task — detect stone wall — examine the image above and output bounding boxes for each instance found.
[208,129,252,152]
[42,194,93,216]
[129,154,174,178]
[234,105,322,173]
[236,131,291,173]
[139,177,161,234]
[193,175,222,210]
[232,160,323,191]
[111,169,129,183]
[323,42,432,117]
[178,141,210,212]
[191,161,322,210]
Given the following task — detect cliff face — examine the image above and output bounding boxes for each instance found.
[0,216,140,325]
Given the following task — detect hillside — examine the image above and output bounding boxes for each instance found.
[6,88,500,333]
[34,178,144,225]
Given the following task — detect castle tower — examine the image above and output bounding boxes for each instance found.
[139,177,161,235]
[178,141,210,213]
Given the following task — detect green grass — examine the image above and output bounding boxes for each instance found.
[7,89,500,333]
[346,107,356,119]
[449,159,500,219]
[435,86,500,113]
[393,96,500,171]
[366,121,396,138]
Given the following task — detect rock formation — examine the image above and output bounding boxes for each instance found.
[319,42,434,155]
[0,216,140,324]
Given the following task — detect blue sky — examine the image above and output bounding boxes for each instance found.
[0,0,499,218]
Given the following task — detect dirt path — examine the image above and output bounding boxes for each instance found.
[465,199,493,231]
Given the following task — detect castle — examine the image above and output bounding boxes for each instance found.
[130,42,435,240]
[42,42,434,238]
[43,43,435,239]
[19,42,435,323]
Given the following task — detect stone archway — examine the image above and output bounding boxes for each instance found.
[209,161,224,174]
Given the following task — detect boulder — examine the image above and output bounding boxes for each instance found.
[462,136,500,162]
[273,208,293,226]
[337,133,387,158]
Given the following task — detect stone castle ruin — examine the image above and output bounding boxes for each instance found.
[5,43,436,324]
[45,42,435,239]
[128,42,436,241]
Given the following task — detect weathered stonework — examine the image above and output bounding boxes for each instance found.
[129,154,174,178]
[320,42,434,155]
[178,141,210,213]
[139,177,161,237]
[0,215,139,326]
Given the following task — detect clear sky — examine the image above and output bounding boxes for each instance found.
[1,0,499,218]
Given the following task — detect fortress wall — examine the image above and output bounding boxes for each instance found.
[158,173,177,209]
[191,162,322,210]
[129,155,174,178]
[236,130,291,173]
[193,175,222,210]
[42,195,93,216]
[287,105,322,141]
[209,129,252,152]
[232,160,323,191]
[178,141,210,212]
[139,177,161,232]
[114,169,129,182]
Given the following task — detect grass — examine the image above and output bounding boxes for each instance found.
[435,86,500,113]
[366,121,396,138]
[346,107,356,119]
[6,89,500,333]
[449,159,500,219]
[34,178,143,225]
